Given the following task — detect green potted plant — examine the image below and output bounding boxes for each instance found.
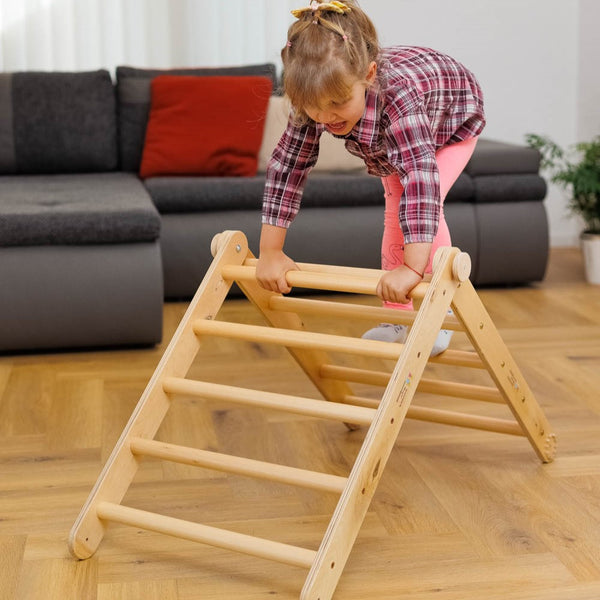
[526,133,600,284]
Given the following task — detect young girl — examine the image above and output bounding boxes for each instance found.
[257,0,485,355]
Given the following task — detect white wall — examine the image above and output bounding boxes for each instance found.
[362,0,596,246]
[578,0,600,141]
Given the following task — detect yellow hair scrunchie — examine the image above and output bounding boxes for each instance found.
[291,1,351,19]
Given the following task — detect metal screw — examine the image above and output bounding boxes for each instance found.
[235,244,242,252]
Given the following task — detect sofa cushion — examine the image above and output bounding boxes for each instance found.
[144,172,384,214]
[140,75,272,179]
[0,173,160,246]
[465,139,542,176]
[116,63,278,172]
[0,70,117,174]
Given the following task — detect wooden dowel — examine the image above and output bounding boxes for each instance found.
[222,264,377,295]
[342,396,524,436]
[406,405,525,436]
[320,364,503,403]
[192,319,405,361]
[417,379,504,403]
[429,349,486,369]
[221,264,429,298]
[193,319,483,368]
[269,296,464,331]
[96,502,316,569]
[130,437,347,494]
[320,364,390,387]
[162,376,376,426]
[244,257,387,279]
[342,395,380,409]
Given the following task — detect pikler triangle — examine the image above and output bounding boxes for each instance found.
[69,229,556,599]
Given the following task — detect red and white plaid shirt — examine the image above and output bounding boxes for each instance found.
[262,46,485,243]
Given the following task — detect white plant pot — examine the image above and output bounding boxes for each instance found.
[581,232,600,285]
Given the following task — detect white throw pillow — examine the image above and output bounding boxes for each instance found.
[257,96,366,173]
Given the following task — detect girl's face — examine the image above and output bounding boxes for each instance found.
[304,62,377,136]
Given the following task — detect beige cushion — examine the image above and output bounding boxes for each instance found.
[258,96,366,173]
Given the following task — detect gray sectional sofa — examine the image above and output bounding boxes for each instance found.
[0,66,548,353]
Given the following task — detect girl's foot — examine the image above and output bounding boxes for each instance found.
[361,311,454,356]
[361,323,408,343]
[430,327,453,356]
[430,309,454,356]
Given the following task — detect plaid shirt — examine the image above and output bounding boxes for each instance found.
[262,46,485,243]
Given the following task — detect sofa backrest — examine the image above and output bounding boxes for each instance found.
[116,63,278,172]
[0,70,118,174]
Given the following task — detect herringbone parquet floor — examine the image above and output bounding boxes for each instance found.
[1,248,599,600]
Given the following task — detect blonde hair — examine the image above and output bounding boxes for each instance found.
[282,1,380,124]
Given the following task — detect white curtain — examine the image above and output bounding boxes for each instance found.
[0,0,297,73]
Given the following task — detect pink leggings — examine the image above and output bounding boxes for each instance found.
[381,136,478,309]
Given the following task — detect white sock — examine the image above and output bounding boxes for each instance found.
[430,327,453,356]
[361,310,453,356]
[361,323,408,343]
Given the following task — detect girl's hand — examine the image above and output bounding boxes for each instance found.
[376,265,423,304]
[256,249,299,294]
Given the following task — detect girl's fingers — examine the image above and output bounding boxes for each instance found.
[278,277,291,294]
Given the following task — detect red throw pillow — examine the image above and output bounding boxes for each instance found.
[140,75,273,178]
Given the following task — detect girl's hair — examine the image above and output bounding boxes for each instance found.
[282,1,380,124]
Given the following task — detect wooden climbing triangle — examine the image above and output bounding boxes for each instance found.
[69,229,556,599]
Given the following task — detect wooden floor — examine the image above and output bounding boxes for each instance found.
[1,248,600,600]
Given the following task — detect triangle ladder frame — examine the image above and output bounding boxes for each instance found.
[69,230,557,600]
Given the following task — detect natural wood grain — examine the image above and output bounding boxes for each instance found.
[69,230,250,561]
[0,247,599,599]
[96,502,317,568]
[0,536,26,600]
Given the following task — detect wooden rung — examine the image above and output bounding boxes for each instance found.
[269,295,464,331]
[320,364,504,403]
[245,257,396,280]
[96,502,316,569]
[343,396,524,436]
[405,405,525,436]
[341,395,380,409]
[429,349,486,369]
[418,379,504,403]
[130,437,347,494]
[193,319,404,360]
[194,319,483,368]
[162,376,376,426]
[320,364,389,387]
[221,264,429,297]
